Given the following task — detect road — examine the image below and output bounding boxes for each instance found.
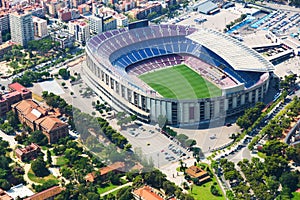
[0,130,17,147]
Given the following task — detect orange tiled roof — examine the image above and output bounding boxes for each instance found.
[38,116,67,132]
[25,112,40,122]
[100,162,125,176]
[185,166,209,179]
[0,188,12,200]
[24,186,63,200]
[15,143,40,156]
[85,172,96,182]
[133,186,164,200]
[131,162,143,171]
[14,100,39,114]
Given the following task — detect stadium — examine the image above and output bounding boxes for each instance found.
[84,24,274,126]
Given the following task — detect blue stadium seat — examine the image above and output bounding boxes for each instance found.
[128,53,137,63]
[152,47,160,56]
[133,51,142,61]
[145,48,153,57]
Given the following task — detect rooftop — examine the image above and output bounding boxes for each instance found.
[187,29,274,72]
[15,143,40,156]
[24,186,63,200]
[0,189,12,200]
[185,165,210,182]
[100,162,125,175]
[36,116,67,132]
[133,186,164,200]
[8,82,30,94]
[6,184,34,199]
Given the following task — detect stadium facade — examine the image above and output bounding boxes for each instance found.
[84,25,274,126]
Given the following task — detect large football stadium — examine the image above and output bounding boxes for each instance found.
[84,25,274,126]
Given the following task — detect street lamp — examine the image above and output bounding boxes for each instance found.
[157,153,160,168]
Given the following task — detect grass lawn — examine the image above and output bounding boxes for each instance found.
[97,183,118,195]
[190,163,225,200]
[139,64,221,99]
[56,156,69,166]
[41,146,48,151]
[102,186,131,197]
[27,168,58,184]
[257,151,266,159]
[292,192,300,200]
[190,182,225,200]
[50,149,55,156]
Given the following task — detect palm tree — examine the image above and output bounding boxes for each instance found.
[179,159,184,171]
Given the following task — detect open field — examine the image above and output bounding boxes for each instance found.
[27,168,58,184]
[139,65,221,99]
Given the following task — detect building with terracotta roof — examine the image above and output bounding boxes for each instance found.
[0,83,31,116]
[12,99,68,144]
[132,185,165,200]
[85,162,125,182]
[15,143,41,162]
[35,116,68,143]
[0,188,13,200]
[185,165,210,184]
[8,82,32,99]
[24,186,63,200]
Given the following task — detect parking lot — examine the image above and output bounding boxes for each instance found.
[257,10,300,35]
[120,123,191,168]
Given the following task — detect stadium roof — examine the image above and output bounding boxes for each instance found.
[187,29,274,72]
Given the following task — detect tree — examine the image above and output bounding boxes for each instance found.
[29,130,48,146]
[46,150,52,165]
[210,184,221,196]
[86,192,100,200]
[58,68,70,80]
[31,158,50,177]
[157,115,167,129]
[175,134,189,144]
[147,12,157,20]
[6,110,19,128]
[116,187,133,200]
[185,139,196,147]
[280,172,299,192]
[0,179,10,190]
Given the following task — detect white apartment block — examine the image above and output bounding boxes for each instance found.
[69,19,90,45]
[113,13,128,27]
[10,11,34,47]
[89,15,103,34]
[32,16,48,38]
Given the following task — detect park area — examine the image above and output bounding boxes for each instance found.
[139,64,221,99]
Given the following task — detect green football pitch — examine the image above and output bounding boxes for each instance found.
[139,64,222,99]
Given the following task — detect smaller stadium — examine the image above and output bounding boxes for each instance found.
[84,25,274,126]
